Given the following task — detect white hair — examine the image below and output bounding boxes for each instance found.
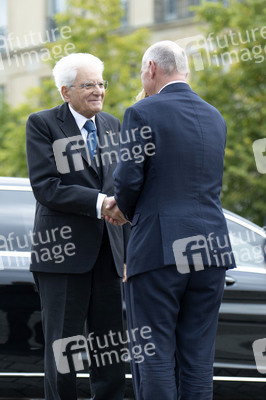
[142,40,189,75]
[52,53,104,98]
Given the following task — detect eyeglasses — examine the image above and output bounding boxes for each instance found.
[70,81,108,90]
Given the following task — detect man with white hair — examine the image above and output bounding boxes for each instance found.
[111,41,235,399]
[26,53,128,400]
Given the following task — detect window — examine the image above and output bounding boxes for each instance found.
[177,0,200,19]
[49,0,66,14]
[47,0,66,38]
[154,0,201,23]
[154,0,177,23]
[165,0,177,21]
[0,189,35,269]
[226,218,266,269]
[121,0,129,27]
[0,0,7,37]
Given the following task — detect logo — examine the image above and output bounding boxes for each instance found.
[253,338,266,374]
[253,138,266,174]
[52,335,90,374]
[172,235,212,274]
[176,35,211,71]
[0,252,4,269]
[53,135,92,174]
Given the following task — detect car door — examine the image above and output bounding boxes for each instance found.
[214,211,266,399]
[0,185,44,396]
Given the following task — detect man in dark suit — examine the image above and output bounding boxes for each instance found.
[110,41,236,399]
[26,53,128,400]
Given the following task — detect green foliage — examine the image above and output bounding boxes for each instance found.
[0,102,32,177]
[48,0,149,118]
[32,0,150,119]
[0,0,149,177]
[190,0,266,226]
[0,79,61,177]
[1,0,264,226]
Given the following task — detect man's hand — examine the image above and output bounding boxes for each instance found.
[123,263,127,282]
[101,196,127,226]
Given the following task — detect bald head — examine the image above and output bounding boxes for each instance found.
[141,41,189,95]
[143,41,189,76]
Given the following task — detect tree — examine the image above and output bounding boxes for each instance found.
[189,0,266,226]
[0,79,60,177]
[0,0,149,176]
[0,102,33,177]
[35,0,150,119]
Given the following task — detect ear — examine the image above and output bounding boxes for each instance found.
[61,86,71,102]
[149,61,156,79]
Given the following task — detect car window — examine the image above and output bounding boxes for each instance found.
[0,189,35,270]
[227,218,266,270]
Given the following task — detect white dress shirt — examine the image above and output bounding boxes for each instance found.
[159,80,189,93]
[68,104,106,219]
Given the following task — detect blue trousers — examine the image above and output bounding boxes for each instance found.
[124,265,226,400]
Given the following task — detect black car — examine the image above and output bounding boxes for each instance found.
[0,176,266,399]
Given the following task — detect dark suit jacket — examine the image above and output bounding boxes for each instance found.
[113,83,236,278]
[26,102,128,276]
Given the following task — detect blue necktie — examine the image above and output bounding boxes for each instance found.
[83,120,97,158]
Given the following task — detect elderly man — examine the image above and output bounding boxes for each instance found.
[110,41,236,399]
[26,53,128,400]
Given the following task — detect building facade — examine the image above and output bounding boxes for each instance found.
[0,0,204,106]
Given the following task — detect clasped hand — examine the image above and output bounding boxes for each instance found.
[101,196,127,226]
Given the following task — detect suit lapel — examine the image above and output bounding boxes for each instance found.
[95,112,118,182]
[56,102,99,176]
[55,104,118,183]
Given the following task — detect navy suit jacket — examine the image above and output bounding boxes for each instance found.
[113,83,236,278]
[26,102,128,276]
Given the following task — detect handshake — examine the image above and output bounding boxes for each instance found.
[101,196,128,226]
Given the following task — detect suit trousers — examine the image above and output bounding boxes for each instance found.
[33,227,125,400]
[124,265,226,400]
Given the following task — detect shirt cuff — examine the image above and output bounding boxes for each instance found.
[96,193,107,219]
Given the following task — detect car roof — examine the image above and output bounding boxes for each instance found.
[0,176,30,186]
[223,208,265,236]
[0,177,264,236]
[0,176,31,192]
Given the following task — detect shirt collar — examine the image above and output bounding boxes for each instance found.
[68,103,96,131]
[159,80,189,93]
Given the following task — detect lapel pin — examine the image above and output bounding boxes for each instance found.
[106,130,110,134]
